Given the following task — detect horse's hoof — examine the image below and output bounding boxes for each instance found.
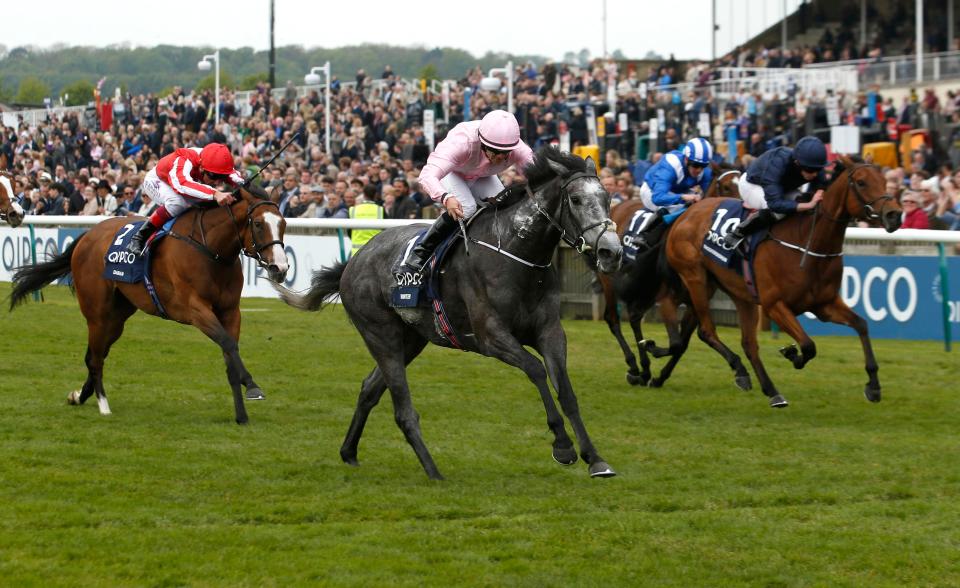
[552,446,578,466]
[769,394,789,408]
[340,449,359,466]
[626,371,648,386]
[67,390,81,405]
[589,461,617,478]
[245,387,265,401]
[235,417,248,425]
[864,385,882,403]
[638,339,655,352]
[649,377,664,388]
[735,375,753,391]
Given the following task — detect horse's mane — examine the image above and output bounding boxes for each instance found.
[489,147,589,211]
[242,180,271,200]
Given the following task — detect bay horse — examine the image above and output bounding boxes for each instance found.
[8,182,287,424]
[276,148,622,480]
[666,155,902,407]
[598,164,741,388]
[0,153,26,227]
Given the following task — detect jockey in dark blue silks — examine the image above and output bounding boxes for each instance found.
[636,138,714,245]
[723,136,827,248]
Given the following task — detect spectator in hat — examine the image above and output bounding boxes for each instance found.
[97,179,119,216]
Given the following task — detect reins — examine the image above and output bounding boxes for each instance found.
[167,194,282,265]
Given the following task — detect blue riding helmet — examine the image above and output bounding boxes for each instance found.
[682,138,713,165]
[794,136,827,169]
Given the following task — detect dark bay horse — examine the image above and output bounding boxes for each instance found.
[9,183,287,424]
[666,155,902,407]
[276,148,622,480]
[598,164,741,388]
[0,154,25,227]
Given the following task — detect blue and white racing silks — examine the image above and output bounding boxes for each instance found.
[643,149,713,208]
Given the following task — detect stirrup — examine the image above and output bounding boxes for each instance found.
[723,233,744,250]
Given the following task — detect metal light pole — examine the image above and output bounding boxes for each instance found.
[305,61,332,155]
[782,0,788,51]
[198,49,220,128]
[917,0,924,83]
[712,0,717,60]
[481,61,514,113]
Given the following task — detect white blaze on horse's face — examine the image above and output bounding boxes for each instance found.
[262,211,288,275]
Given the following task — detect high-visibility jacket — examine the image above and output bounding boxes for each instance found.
[348,202,384,255]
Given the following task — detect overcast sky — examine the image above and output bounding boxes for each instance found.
[3,0,807,62]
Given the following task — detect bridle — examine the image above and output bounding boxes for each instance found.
[170,193,284,267]
[228,197,284,265]
[526,171,614,254]
[840,162,896,223]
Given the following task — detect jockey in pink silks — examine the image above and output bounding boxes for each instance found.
[403,109,534,271]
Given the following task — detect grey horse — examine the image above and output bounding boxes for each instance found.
[276,148,622,480]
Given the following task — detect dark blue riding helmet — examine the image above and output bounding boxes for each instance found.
[794,136,827,169]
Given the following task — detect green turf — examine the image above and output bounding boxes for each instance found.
[0,284,957,587]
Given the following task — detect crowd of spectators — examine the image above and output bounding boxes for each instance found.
[2,49,959,243]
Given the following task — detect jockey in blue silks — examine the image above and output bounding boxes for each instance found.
[636,138,714,244]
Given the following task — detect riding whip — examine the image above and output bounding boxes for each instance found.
[244,131,302,187]
[457,218,470,256]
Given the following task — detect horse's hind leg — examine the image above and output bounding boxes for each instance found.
[73,292,136,415]
[732,298,788,408]
[600,277,647,385]
[341,333,428,467]
[814,296,881,402]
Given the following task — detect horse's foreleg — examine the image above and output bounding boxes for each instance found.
[625,301,653,384]
[765,301,817,370]
[683,274,752,390]
[649,299,697,388]
[219,307,263,401]
[814,296,881,402]
[481,320,579,469]
[733,299,788,408]
[601,279,645,385]
[193,308,248,425]
[536,323,615,478]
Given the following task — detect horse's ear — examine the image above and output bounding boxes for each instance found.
[269,183,282,203]
[838,154,853,168]
[710,161,720,175]
[546,157,569,178]
[583,156,597,176]
[0,153,7,171]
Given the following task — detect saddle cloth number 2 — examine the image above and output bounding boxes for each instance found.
[114,223,136,246]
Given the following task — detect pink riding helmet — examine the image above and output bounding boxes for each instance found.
[478,110,521,151]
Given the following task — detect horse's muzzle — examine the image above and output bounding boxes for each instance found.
[882,210,902,233]
[595,232,623,274]
[266,264,288,284]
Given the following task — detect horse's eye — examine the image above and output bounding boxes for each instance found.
[570,196,582,206]
[857,180,866,187]
[254,221,264,229]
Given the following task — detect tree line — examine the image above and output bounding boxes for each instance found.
[0,43,547,107]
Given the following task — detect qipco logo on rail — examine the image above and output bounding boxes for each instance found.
[841,266,917,322]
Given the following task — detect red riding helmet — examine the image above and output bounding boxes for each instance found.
[200,143,234,175]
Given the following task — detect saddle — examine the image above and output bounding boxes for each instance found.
[103,218,176,317]
[700,200,769,300]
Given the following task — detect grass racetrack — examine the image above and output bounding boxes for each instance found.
[0,283,958,586]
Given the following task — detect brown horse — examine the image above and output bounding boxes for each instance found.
[666,156,902,407]
[598,164,741,387]
[9,182,287,424]
[0,153,25,227]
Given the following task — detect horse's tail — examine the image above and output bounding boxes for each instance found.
[274,261,347,311]
[9,232,85,311]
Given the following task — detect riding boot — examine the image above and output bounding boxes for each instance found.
[403,212,459,272]
[723,209,776,249]
[126,221,159,256]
